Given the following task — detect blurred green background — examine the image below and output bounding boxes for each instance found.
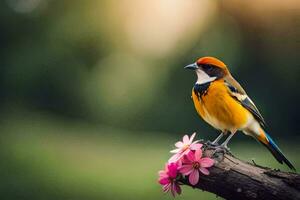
[0,0,299,199]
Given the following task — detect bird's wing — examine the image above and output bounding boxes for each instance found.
[224,75,266,128]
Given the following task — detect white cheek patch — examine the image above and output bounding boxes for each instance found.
[196,69,216,84]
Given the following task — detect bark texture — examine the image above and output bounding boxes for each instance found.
[180,144,300,200]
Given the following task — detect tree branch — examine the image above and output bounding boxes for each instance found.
[180,143,300,200]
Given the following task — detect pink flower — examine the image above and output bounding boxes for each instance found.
[158,163,182,197]
[169,132,202,163]
[180,149,214,185]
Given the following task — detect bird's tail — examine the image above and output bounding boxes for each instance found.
[254,128,295,170]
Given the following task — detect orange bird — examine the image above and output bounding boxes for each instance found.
[185,56,295,170]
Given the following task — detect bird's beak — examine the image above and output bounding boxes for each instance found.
[184,63,198,70]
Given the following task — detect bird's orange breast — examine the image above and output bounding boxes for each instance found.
[192,79,250,132]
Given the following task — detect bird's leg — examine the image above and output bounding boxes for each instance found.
[209,132,235,155]
[211,131,225,145]
[220,132,235,150]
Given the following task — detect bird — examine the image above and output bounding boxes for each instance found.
[184,56,295,170]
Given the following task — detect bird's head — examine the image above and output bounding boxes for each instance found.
[184,56,229,84]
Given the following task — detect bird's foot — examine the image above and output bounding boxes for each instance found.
[204,143,231,154]
[213,145,229,154]
[205,140,220,147]
[220,144,230,152]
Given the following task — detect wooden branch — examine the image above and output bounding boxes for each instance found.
[180,143,300,200]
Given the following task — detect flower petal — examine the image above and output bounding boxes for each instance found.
[179,165,193,175]
[189,132,196,143]
[183,135,189,144]
[170,148,180,153]
[158,170,164,176]
[164,163,169,171]
[163,183,171,192]
[176,159,182,168]
[200,157,214,168]
[190,143,203,150]
[167,163,178,178]
[174,183,182,195]
[168,154,179,163]
[194,149,203,161]
[171,183,176,197]
[181,154,191,164]
[159,177,170,185]
[175,141,183,148]
[189,169,199,185]
[158,170,168,178]
[186,150,195,161]
[199,167,210,175]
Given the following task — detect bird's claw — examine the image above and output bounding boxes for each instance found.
[220,144,230,151]
[213,146,228,154]
[204,142,231,154]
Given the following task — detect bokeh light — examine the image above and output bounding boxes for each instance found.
[0,0,299,199]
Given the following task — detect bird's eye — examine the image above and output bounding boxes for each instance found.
[202,64,213,71]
